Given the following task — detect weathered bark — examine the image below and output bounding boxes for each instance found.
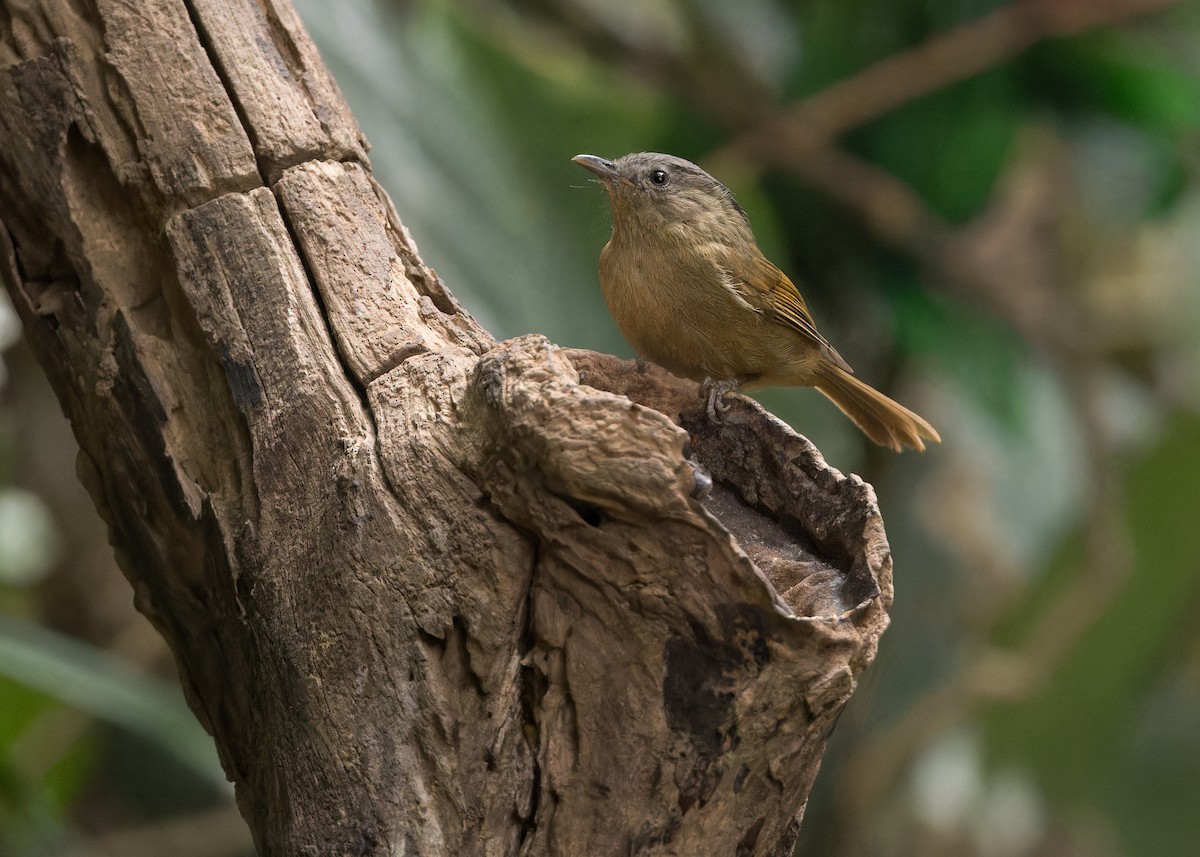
[0,2,892,855]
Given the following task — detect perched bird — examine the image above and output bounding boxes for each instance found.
[572,152,940,452]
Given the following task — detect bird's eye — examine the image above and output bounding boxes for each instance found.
[649,169,668,186]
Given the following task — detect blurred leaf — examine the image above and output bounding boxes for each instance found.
[0,617,224,789]
[890,283,1025,429]
[0,678,76,855]
[790,0,1009,97]
[1023,32,1200,219]
[0,676,99,813]
[985,409,1200,857]
[792,0,933,94]
[1143,133,1190,217]
[0,676,56,746]
[39,732,100,814]
[1024,33,1200,137]
[854,69,1022,222]
[790,0,883,94]
[0,775,69,857]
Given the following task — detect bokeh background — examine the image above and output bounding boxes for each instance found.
[3,0,1199,854]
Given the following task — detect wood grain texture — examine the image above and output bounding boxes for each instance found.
[189,0,369,181]
[0,1,892,854]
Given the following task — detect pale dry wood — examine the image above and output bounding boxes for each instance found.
[98,0,259,202]
[0,1,893,855]
[188,0,369,181]
[274,160,488,384]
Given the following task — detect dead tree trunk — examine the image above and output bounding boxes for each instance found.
[0,1,892,854]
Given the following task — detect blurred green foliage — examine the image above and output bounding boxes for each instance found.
[0,618,228,855]
[2,0,1198,854]
[988,410,1200,857]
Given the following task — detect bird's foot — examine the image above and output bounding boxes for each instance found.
[701,378,741,420]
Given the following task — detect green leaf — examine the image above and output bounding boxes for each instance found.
[890,284,1025,429]
[1024,33,1200,137]
[0,617,225,789]
[853,70,1022,222]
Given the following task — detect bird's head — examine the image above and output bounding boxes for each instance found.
[572,152,751,243]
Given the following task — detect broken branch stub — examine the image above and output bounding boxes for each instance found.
[466,342,891,855]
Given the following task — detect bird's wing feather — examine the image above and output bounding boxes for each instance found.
[714,244,853,373]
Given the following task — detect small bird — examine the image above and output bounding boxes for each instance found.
[573,152,940,452]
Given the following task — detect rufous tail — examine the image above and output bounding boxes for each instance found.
[814,364,941,452]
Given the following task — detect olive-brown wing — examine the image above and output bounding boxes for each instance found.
[715,244,853,373]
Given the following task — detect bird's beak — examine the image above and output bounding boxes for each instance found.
[572,154,628,186]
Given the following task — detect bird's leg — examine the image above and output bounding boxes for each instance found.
[701,377,742,420]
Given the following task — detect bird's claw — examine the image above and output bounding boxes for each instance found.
[702,378,739,421]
